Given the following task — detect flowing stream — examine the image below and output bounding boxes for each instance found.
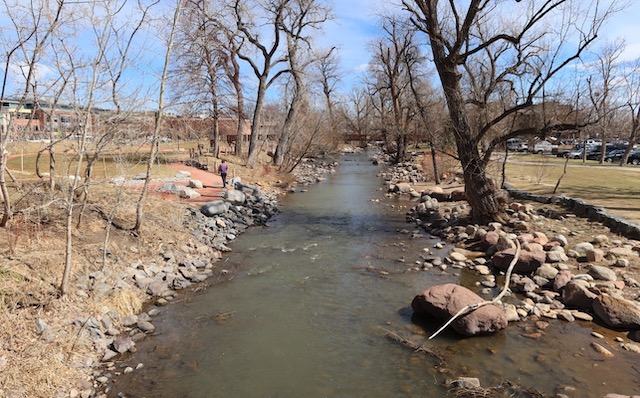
[108,153,640,398]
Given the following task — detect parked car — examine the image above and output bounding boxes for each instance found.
[532,140,555,154]
[567,145,599,159]
[627,151,640,165]
[567,147,590,159]
[507,139,528,152]
[586,147,604,160]
[604,149,626,163]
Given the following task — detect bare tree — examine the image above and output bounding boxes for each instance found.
[231,0,290,168]
[402,0,621,222]
[367,16,420,163]
[585,40,625,163]
[315,47,342,137]
[173,0,229,157]
[132,0,182,233]
[220,28,248,157]
[272,0,331,167]
[620,59,640,165]
[0,0,65,227]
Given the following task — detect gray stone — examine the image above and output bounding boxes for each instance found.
[503,304,521,322]
[475,265,491,275]
[179,187,201,199]
[609,247,636,257]
[188,179,203,189]
[593,234,610,245]
[536,264,559,280]
[35,318,54,341]
[156,183,180,194]
[224,189,247,205]
[552,234,568,247]
[147,281,170,297]
[113,335,134,353]
[120,315,138,327]
[201,200,229,217]
[137,321,156,334]
[546,251,568,263]
[613,258,630,268]
[574,242,595,256]
[449,251,467,262]
[588,265,617,282]
[102,349,118,361]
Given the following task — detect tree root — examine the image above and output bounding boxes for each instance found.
[449,380,546,398]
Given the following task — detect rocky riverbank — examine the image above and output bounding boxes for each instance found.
[381,158,640,398]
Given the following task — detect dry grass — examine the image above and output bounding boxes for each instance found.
[0,191,194,397]
[421,153,463,181]
[0,140,293,397]
[500,156,640,223]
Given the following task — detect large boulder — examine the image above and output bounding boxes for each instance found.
[224,189,247,205]
[562,280,597,311]
[201,200,229,217]
[411,284,507,336]
[178,187,201,199]
[491,248,546,274]
[593,294,640,329]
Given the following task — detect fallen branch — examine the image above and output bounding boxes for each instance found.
[383,328,446,365]
[429,240,521,340]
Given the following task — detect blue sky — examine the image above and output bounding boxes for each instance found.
[2,0,640,109]
[322,0,640,93]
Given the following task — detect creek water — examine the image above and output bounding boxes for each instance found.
[108,153,640,398]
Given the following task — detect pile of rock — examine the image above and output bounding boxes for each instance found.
[291,158,339,187]
[194,183,279,251]
[378,161,430,190]
[408,196,640,341]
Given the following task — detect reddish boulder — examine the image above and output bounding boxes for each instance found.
[593,294,640,329]
[482,231,500,247]
[562,280,597,311]
[411,284,507,336]
[491,248,546,274]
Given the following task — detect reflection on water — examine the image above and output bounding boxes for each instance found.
[109,153,640,398]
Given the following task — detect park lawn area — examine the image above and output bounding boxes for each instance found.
[4,140,199,181]
[501,157,640,224]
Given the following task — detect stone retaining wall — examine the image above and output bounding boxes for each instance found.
[504,183,640,240]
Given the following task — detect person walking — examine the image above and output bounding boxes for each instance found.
[218,159,228,188]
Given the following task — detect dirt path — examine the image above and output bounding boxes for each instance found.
[147,163,226,204]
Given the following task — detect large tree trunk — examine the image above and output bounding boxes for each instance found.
[425,11,505,223]
[458,139,505,222]
[234,80,245,157]
[436,69,505,222]
[246,76,267,168]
